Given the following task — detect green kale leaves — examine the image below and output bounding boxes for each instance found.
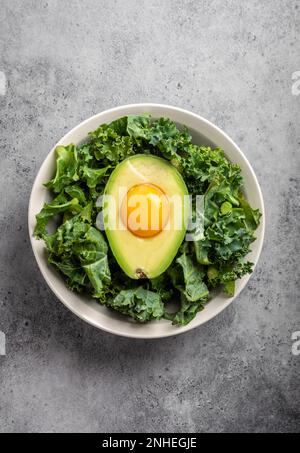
[34,115,261,326]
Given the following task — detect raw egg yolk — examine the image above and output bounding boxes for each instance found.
[121,183,169,238]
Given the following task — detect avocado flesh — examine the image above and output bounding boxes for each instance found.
[104,154,189,279]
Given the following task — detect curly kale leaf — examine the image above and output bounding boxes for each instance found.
[206,260,254,296]
[89,121,135,163]
[169,294,205,326]
[174,253,209,302]
[34,192,81,238]
[166,253,209,325]
[45,145,79,193]
[45,215,110,297]
[107,287,164,322]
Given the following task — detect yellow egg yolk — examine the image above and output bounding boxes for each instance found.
[121,183,169,238]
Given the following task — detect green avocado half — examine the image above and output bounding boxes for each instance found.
[104,154,189,279]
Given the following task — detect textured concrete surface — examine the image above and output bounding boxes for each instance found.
[0,0,299,433]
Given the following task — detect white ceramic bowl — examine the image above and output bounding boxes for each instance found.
[28,104,265,339]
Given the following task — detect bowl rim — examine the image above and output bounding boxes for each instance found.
[28,103,265,339]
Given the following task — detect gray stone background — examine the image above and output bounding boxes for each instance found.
[0,0,299,433]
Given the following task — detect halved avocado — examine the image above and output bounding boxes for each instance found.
[104,154,189,279]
